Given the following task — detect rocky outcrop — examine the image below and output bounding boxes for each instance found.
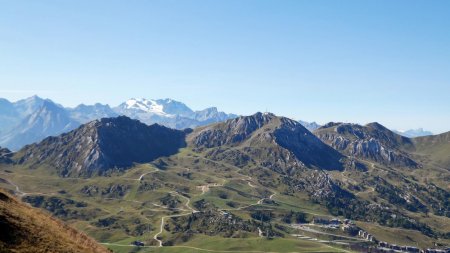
[315,122,417,167]
[190,112,275,147]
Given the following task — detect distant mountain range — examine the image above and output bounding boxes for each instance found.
[394,128,433,138]
[299,120,433,138]
[0,96,436,151]
[0,96,237,150]
[298,120,321,131]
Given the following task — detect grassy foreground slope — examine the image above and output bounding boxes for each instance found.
[0,188,109,253]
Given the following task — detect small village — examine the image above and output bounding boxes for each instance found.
[291,217,450,253]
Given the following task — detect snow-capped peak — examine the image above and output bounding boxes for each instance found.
[122,98,171,116]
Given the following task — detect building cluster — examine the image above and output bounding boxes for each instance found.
[358,229,374,241]
[311,216,449,253]
[341,219,359,235]
[312,217,361,236]
[377,241,450,253]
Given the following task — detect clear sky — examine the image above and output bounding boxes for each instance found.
[0,1,449,133]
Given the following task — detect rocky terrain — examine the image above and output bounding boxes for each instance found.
[190,112,344,170]
[314,122,418,167]
[15,116,188,177]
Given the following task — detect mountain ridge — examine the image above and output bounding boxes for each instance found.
[314,122,418,167]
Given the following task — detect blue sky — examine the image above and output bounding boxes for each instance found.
[0,1,449,133]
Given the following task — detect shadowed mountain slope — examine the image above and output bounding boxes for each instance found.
[189,112,344,170]
[15,116,188,177]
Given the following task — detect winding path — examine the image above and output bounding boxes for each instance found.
[1,176,57,198]
[138,168,159,181]
[153,191,199,246]
[4,177,26,197]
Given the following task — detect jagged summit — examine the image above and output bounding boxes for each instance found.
[189,112,283,147]
[15,116,187,177]
[314,122,417,167]
[189,112,344,170]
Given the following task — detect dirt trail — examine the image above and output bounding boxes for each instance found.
[153,191,198,246]
[138,168,159,181]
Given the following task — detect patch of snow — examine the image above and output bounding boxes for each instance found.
[123,98,172,116]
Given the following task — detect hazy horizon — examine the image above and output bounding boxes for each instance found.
[1,1,449,133]
[0,94,445,135]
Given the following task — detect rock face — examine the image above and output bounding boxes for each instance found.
[314,122,417,167]
[16,116,187,177]
[189,112,344,170]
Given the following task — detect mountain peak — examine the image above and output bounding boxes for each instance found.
[189,113,343,170]
[16,116,187,177]
[395,128,433,138]
[299,120,321,131]
[0,100,77,151]
[365,122,388,131]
